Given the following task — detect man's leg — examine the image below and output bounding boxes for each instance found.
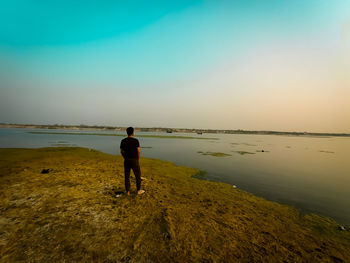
[124,160,131,194]
[132,160,142,192]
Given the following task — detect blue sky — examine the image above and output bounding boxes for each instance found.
[1,0,349,132]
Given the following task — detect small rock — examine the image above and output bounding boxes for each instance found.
[338,225,346,231]
[163,232,171,240]
[232,185,237,188]
[41,169,50,174]
[121,255,131,262]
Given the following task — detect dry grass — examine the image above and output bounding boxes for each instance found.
[0,147,349,262]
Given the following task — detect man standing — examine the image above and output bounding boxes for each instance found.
[120,127,145,195]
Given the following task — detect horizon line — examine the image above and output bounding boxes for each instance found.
[1,122,349,136]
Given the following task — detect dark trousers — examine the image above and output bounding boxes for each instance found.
[124,158,141,192]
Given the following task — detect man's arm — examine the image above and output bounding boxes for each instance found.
[137,147,141,159]
[120,139,125,158]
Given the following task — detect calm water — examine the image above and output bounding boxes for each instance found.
[1,128,349,224]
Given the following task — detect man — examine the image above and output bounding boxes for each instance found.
[120,127,145,195]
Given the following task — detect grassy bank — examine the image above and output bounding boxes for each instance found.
[0,147,349,262]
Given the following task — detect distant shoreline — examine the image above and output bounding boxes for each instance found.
[1,123,349,137]
[26,131,217,140]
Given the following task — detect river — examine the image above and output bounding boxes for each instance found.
[1,128,349,224]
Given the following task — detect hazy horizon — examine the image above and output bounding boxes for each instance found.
[3,122,350,135]
[1,1,349,133]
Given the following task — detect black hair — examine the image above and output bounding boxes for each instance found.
[126,127,134,136]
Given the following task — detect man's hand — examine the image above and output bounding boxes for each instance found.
[137,147,141,159]
[120,149,125,158]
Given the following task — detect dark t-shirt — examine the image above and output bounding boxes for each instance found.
[120,137,140,159]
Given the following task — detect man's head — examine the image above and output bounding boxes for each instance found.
[126,127,134,136]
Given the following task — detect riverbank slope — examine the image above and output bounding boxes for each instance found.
[0,147,349,262]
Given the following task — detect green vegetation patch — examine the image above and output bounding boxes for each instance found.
[197,151,231,157]
[51,143,78,147]
[232,151,256,155]
[241,143,257,146]
[192,170,207,179]
[28,131,218,140]
[319,150,335,154]
[0,147,349,262]
[231,143,257,147]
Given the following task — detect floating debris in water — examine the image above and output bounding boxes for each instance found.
[256,150,270,153]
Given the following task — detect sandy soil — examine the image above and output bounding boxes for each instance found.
[0,147,349,262]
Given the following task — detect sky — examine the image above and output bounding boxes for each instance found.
[0,0,349,132]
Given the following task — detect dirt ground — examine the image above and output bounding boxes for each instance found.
[0,147,349,262]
